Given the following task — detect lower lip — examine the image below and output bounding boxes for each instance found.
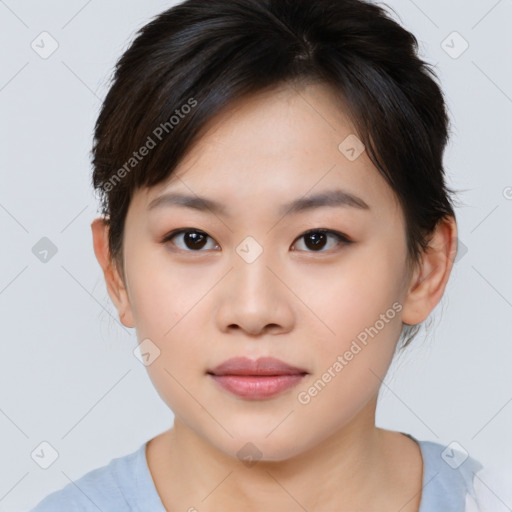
[209,374,306,400]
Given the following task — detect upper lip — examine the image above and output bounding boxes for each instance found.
[207,357,308,376]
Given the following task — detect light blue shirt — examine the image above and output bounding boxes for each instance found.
[28,433,483,511]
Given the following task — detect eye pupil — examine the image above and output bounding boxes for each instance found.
[167,229,344,253]
[305,232,327,250]
[185,231,207,249]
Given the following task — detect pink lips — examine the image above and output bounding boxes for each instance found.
[207,357,308,400]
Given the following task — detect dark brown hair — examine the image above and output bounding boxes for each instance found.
[91,0,459,349]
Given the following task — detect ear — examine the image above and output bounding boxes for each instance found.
[91,218,135,328]
[401,216,458,325]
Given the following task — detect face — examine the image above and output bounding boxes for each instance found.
[116,82,414,461]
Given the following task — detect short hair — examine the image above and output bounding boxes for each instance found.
[91,0,459,349]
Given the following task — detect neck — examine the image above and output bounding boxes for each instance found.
[150,398,409,511]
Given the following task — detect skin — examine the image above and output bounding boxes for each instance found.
[92,82,457,511]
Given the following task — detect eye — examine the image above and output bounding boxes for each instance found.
[162,228,351,253]
[162,228,219,251]
[291,229,352,252]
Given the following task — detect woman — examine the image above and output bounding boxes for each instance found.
[29,0,510,510]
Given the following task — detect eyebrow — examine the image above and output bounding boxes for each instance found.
[147,189,370,216]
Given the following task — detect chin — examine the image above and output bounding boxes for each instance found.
[204,424,312,464]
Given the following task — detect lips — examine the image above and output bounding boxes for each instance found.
[207,357,308,400]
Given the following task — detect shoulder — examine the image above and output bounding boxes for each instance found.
[27,444,145,512]
[414,438,512,512]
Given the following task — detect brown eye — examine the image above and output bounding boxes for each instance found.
[292,229,351,252]
[163,229,219,251]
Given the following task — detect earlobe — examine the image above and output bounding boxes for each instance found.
[91,218,135,328]
[401,216,457,326]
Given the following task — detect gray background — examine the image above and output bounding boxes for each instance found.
[1,0,511,510]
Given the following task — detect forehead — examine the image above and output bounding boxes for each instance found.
[133,82,403,223]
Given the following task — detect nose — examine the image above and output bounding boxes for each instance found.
[214,248,296,337]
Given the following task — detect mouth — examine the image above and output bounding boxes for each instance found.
[207,357,308,400]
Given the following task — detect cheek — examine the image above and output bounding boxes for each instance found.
[129,282,211,385]
[125,246,214,339]
[125,247,215,373]
[291,253,404,432]
[291,245,405,354]
[130,273,210,417]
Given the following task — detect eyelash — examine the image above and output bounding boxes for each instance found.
[161,228,352,253]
